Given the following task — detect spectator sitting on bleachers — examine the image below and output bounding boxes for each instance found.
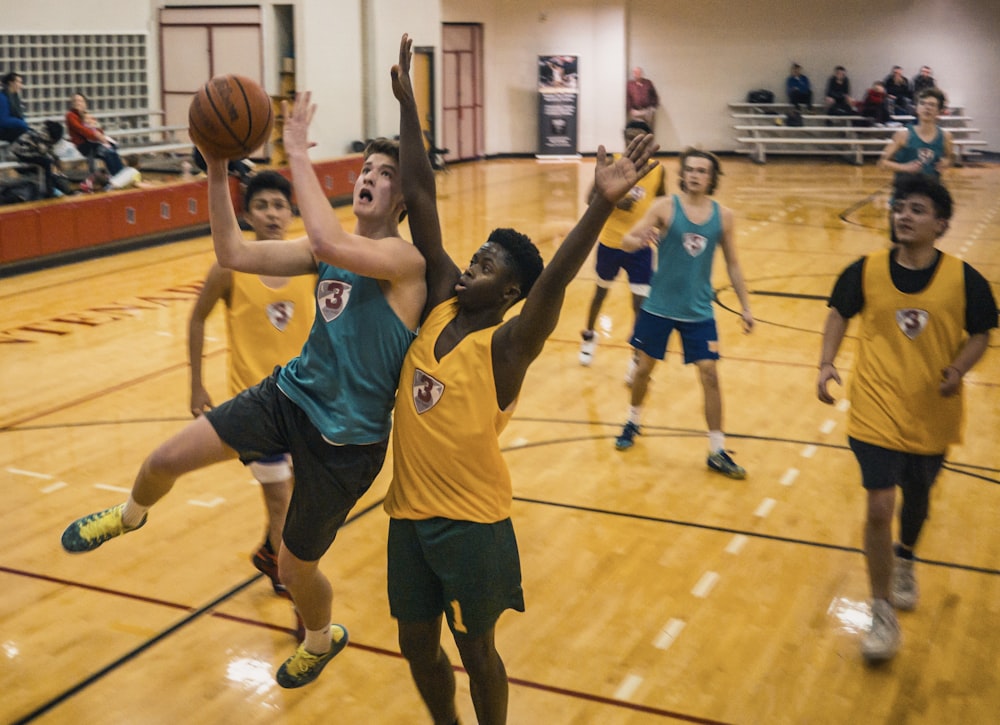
[0,71,30,142]
[913,65,936,95]
[786,63,813,109]
[65,92,124,175]
[824,66,854,116]
[882,66,913,115]
[858,81,891,126]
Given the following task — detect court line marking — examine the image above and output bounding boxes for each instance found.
[94,483,131,493]
[780,468,799,486]
[725,534,748,554]
[754,498,776,518]
[41,482,68,494]
[6,467,54,479]
[614,673,644,700]
[187,497,225,508]
[691,571,720,598]
[653,618,687,650]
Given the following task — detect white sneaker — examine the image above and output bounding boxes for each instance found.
[890,555,918,611]
[579,332,596,366]
[862,599,900,662]
[624,353,638,386]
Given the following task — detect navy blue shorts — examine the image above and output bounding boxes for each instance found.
[629,309,719,363]
[594,243,653,287]
[848,437,944,491]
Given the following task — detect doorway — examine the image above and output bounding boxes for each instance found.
[441,23,483,162]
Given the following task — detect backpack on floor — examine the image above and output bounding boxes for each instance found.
[0,177,41,205]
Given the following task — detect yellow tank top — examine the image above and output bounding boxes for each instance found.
[847,249,966,454]
[385,300,515,522]
[226,271,316,395]
[599,158,664,249]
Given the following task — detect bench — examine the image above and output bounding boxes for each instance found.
[25,109,166,128]
[737,134,987,164]
[124,141,194,160]
[108,125,189,148]
[729,101,965,116]
[731,101,985,164]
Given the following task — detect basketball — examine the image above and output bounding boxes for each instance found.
[188,74,274,160]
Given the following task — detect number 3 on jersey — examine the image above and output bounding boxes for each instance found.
[318,279,352,322]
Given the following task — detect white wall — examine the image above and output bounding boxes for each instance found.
[444,0,999,154]
[5,0,998,155]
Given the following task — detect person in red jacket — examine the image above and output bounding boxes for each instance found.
[65,92,124,174]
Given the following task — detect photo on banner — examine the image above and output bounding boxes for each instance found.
[537,54,579,157]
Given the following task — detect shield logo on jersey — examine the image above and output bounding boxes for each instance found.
[317,280,352,322]
[896,308,929,339]
[266,301,294,331]
[412,369,444,414]
[682,232,707,257]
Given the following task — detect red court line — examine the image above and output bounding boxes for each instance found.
[1,564,733,724]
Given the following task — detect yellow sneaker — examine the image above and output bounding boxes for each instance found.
[275,624,349,688]
[61,503,147,553]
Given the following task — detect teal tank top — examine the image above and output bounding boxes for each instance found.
[278,263,416,444]
[643,195,721,321]
[893,125,944,180]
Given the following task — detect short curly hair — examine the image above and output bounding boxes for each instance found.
[486,228,544,302]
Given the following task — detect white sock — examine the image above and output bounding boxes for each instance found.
[304,623,332,654]
[708,430,725,453]
[627,406,643,425]
[121,496,149,528]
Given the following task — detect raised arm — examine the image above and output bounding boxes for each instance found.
[392,33,459,310]
[500,134,659,363]
[204,154,315,276]
[282,92,423,283]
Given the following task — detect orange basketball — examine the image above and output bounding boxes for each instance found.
[188,74,274,160]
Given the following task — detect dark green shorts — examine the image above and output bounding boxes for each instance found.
[387,517,525,637]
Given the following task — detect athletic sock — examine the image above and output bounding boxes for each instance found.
[627,406,642,425]
[708,430,725,453]
[304,623,332,654]
[121,496,149,528]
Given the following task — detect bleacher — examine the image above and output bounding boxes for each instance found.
[21,109,194,166]
[729,102,986,164]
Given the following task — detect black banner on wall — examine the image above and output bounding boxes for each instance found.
[537,55,579,157]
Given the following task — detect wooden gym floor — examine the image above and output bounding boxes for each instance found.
[2,155,999,724]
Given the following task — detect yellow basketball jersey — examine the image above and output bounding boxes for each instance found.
[848,249,966,454]
[226,272,316,395]
[385,300,515,523]
[599,158,664,249]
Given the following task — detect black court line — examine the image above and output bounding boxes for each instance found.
[751,290,829,301]
[506,422,1000,487]
[7,496,381,724]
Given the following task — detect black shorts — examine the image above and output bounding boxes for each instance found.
[206,370,387,561]
[387,517,525,637]
[848,437,944,492]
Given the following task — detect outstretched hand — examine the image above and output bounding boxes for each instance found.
[281,91,317,156]
[594,133,660,204]
[391,34,415,106]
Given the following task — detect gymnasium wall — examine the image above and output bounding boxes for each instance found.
[443,0,1000,155]
[4,0,998,157]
